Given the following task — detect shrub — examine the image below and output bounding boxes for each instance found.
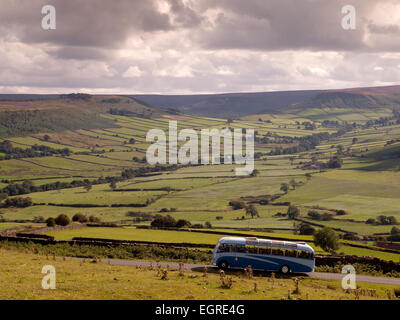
[336,210,347,216]
[151,215,176,228]
[88,215,101,223]
[314,227,340,252]
[298,223,315,235]
[229,201,246,210]
[216,216,223,220]
[375,215,398,225]
[308,210,332,221]
[55,214,71,226]
[327,157,343,168]
[391,226,400,235]
[388,234,400,242]
[308,210,321,220]
[3,197,33,208]
[46,217,56,227]
[321,213,334,221]
[125,211,153,222]
[109,181,117,190]
[287,205,300,219]
[175,219,191,228]
[342,233,359,240]
[280,183,289,193]
[366,218,376,225]
[72,213,88,223]
[32,216,45,223]
[205,221,212,228]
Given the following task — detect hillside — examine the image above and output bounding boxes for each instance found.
[130,90,321,118]
[288,90,400,115]
[0,94,174,138]
[130,85,400,118]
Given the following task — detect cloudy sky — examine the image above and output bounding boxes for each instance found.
[1,0,400,94]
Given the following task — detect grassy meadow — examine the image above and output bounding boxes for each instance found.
[0,248,398,300]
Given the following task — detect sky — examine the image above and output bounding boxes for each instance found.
[0,0,400,94]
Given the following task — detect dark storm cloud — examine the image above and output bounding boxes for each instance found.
[0,0,174,47]
[0,0,397,52]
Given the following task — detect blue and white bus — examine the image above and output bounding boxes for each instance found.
[212,236,315,274]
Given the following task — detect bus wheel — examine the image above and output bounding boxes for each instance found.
[280,265,291,274]
[218,260,229,270]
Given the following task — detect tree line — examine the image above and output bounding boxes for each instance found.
[0,164,180,198]
[0,140,71,160]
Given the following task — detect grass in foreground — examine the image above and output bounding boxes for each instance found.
[0,248,398,300]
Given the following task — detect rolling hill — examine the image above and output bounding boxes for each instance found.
[130,85,400,118]
[0,94,175,138]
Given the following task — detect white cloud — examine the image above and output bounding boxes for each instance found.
[123,66,143,78]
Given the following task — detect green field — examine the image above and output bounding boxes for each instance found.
[1,97,400,258]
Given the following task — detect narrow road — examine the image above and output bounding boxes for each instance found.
[98,258,400,286]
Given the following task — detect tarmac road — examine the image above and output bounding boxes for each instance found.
[97,258,400,286]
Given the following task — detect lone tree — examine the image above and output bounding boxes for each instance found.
[314,227,340,252]
[280,183,289,193]
[287,205,300,219]
[109,181,117,190]
[328,156,343,169]
[246,204,259,219]
[298,223,315,235]
[289,178,297,190]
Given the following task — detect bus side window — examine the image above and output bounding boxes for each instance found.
[299,251,308,258]
[217,244,226,252]
[248,246,258,254]
[236,245,245,253]
[259,247,268,255]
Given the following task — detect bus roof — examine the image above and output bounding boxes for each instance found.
[217,236,314,253]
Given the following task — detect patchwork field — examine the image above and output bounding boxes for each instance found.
[0,96,399,267]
